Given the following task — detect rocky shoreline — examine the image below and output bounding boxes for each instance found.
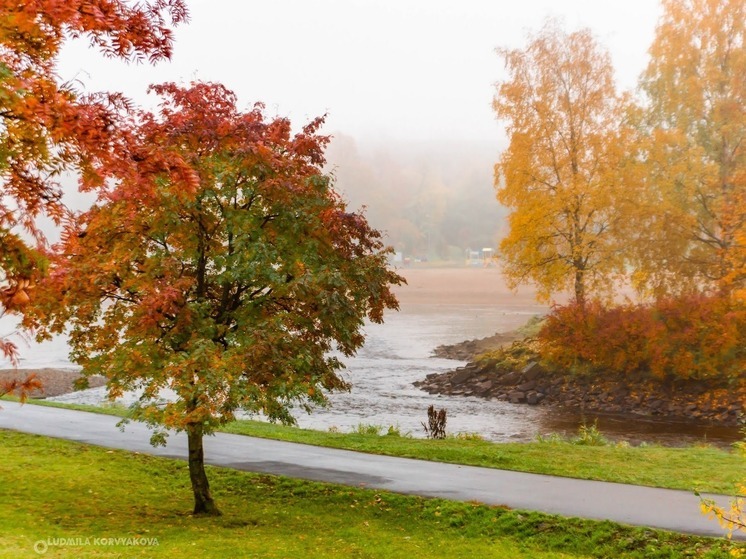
[417,334,746,427]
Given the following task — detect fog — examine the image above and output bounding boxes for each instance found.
[57,1,661,143]
[49,1,663,256]
[326,135,506,259]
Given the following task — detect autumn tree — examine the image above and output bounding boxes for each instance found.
[636,0,745,298]
[27,82,404,516]
[0,0,188,364]
[493,22,636,304]
[636,0,746,537]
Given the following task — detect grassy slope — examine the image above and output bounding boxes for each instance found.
[13,398,745,494]
[0,429,740,559]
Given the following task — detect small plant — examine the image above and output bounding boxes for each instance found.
[452,431,485,441]
[732,427,746,456]
[422,405,447,439]
[535,432,565,444]
[385,424,409,437]
[353,423,383,436]
[327,425,340,434]
[572,421,608,446]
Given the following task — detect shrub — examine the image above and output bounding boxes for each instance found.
[534,432,565,444]
[572,421,608,446]
[539,295,746,381]
[534,423,610,446]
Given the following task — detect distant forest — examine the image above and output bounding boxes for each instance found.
[326,134,506,262]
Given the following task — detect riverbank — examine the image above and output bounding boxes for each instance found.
[20,397,745,492]
[397,269,744,427]
[418,336,746,427]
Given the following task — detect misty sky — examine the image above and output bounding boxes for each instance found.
[57,0,663,147]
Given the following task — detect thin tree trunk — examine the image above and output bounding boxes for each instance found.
[186,424,221,516]
[574,267,585,306]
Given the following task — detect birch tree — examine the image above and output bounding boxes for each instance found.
[494,22,636,304]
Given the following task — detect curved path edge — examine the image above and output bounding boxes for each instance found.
[0,401,737,539]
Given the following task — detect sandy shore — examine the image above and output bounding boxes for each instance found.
[392,266,539,307]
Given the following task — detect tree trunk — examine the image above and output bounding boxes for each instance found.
[186,424,221,516]
[574,267,585,307]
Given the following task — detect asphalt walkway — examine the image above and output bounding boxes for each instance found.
[0,401,737,539]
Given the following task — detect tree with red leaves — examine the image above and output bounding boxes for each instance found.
[28,82,404,516]
[0,0,188,368]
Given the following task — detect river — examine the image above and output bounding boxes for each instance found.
[2,268,742,447]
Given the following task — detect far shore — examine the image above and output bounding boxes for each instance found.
[392,266,541,307]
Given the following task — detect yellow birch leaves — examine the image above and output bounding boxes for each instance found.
[494,22,634,303]
[639,0,746,297]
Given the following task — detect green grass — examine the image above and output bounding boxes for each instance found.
[13,398,745,494]
[15,398,130,417]
[221,420,744,494]
[0,429,741,558]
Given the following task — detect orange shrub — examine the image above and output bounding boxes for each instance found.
[539,295,746,381]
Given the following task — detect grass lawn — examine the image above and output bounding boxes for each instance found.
[0,429,741,559]
[14,398,746,495]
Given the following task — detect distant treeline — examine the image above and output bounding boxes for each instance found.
[326,135,506,261]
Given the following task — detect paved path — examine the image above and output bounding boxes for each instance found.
[0,401,738,539]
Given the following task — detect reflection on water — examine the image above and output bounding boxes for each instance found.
[543,411,742,447]
[29,303,744,447]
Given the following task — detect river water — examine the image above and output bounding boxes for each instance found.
[2,302,742,447]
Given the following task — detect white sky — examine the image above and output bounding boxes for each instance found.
[58,0,663,146]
